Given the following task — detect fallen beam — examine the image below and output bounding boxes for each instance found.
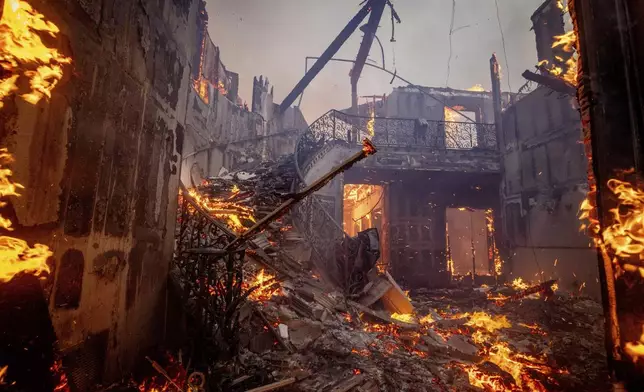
[245,377,297,392]
[330,374,367,392]
[521,69,576,96]
[225,139,377,251]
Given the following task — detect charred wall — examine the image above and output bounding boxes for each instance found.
[1,0,198,384]
[500,86,598,297]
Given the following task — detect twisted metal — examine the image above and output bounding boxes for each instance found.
[172,187,248,361]
[291,110,497,285]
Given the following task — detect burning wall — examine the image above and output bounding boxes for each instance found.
[384,86,494,124]
[0,0,198,385]
[499,86,598,297]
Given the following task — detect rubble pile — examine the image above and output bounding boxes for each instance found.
[196,155,298,224]
[221,257,610,392]
[168,151,609,392]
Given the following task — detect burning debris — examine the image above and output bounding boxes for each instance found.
[169,158,609,392]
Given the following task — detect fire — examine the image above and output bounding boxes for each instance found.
[0,0,72,108]
[390,312,416,324]
[244,269,280,302]
[0,366,7,385]
[444,106,458,123]
[361,138,377,156]
[536,6,578,87]
[485,341,554,391]
[185,187,256,233]
[419,313,435,325]
[580,177,644,279]
[51,359,70,392]
[366,106,375,137]
[600,179,644,257]
[486,209,503,276]
[457,363,513,391]
[217,80,227,96]
[0,150,51,283]
[193,25,209,104]
[466,84,486,92]
[465,312,511,334]
[351,348,371,357]
[511,278,529,291]
[353,368,362,375]
[625,325,644,363]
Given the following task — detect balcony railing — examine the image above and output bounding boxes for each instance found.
[291,110,498,288]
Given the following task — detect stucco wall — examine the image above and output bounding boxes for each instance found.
[181,85,307,185]
[1,0,198,383]
[500,86,598,297]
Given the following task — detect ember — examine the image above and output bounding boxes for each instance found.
[366,106,375,137]
[186,187,256,233]
[244,269,280,302]
[361,138,377,156]
[51,359,70,392]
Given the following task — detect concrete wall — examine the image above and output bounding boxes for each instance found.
[384,87,495,124]
[1,0,198,384]
[181,82,307,186]
[500,86,598,297]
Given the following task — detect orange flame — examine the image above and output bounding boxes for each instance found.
[464,311,511,334]
[466,84,486,92]
[186,187,256,233]
[0,366,7,385]
[51,359,70,392]
[511,277,529,291]
[244,269,280,302]
[390,312,416,324]
[366,107,375,137]
[0,0,72,108]
[486,209,503,276]
[625,326,644,363]
[0,150,51,283]
[361,138,376,156]
[600,179,644,257]
[544,26,578,86]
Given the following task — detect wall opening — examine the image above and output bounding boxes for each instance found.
[444,106,479,149]
[343,184,387,271]
[446,207,490,278]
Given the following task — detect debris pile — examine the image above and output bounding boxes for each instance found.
[164,143,609,392]
[217,258,609,392]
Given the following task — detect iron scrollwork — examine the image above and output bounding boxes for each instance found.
[291,110,498,288]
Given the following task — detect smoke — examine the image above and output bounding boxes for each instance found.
[207,0,545,122]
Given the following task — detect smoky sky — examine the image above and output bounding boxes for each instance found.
[207,0,545,123]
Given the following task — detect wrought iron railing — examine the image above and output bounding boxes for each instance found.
[172,185,247,361]
[291,110,498,285]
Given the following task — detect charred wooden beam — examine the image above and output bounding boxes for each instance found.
[570,0,644,388]
[521,69,576,96]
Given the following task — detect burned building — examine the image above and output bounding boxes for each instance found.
[498,0,597,298]
[317,87,506,288]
